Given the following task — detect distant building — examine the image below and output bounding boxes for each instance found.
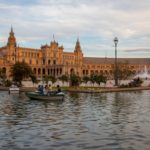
[0,27,150,80]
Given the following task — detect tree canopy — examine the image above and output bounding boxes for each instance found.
[70,74,81,86]
[82,76,90,84]
[90,74,107,86]
[113,62,135,81]
[10,61,33,85]
[59,75,69,84]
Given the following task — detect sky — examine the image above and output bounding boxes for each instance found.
[0,0,150,58]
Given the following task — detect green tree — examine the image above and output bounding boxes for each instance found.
[59,75,69,85]
[49,75,57,84]
[95,74,107,86]
[30,74,38,87]
[82,76,90,84]
[90,74,97,86]
[43,75,50,84]
[70,74,81,87]
[0,68,6,81]
[4,79,12,87]
[10,62,32,86]
[112,62,135,83]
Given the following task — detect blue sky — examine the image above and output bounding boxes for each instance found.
[0,0,150,58]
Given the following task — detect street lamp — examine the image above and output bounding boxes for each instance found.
[41,48,44,84]
[114,37,119,86]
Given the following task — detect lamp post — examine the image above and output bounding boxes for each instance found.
[114,37,119,86]
[41,49,44,84]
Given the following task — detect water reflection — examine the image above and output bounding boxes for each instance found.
[1,93,28,126]
[0,91,150,150]
[112,93,133,120]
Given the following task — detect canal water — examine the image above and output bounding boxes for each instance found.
[0,91,150,150]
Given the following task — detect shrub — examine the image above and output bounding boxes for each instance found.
[4,80,12,87]
[128,78,143,87]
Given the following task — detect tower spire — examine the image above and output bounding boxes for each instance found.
[53,34,55,41]
[11,25,13,33]
[74,37,82,52]
[7,26,16,47]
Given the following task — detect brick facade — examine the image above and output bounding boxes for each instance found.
[0,28,150,80]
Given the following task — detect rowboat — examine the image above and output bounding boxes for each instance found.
[26,91,65,101]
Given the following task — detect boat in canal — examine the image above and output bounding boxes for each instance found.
[9,84,20,94]
[26,91,65,101]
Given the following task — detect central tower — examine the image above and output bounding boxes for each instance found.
[7,26,16,48]
[74,38,83,75]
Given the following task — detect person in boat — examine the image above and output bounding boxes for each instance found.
[56,85,61,93]
[47,84,52,95]
[44,84,48,95]
[37,85,41,92]
[48,84,52,91]
[39,85,44,95]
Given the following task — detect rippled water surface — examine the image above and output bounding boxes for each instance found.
[0,90,150,150]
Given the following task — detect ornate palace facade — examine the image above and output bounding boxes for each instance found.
[0,28,150,80]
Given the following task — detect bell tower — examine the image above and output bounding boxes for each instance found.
[6,26,17,63]
[7,26,16,48]
[74,38,82,53]
[74,38,83,76]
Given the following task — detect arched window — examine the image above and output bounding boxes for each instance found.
[48,60,51,65]
[38,68,41,75]
[33,68,36,74]
[43,68,45,75]
[2,67,6,74]
[70,68,74,75]
[83,70,85,75]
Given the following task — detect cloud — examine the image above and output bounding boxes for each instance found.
[123,48,150,53]
[0,0,150,58]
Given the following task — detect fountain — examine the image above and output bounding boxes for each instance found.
[135,65,150,79]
